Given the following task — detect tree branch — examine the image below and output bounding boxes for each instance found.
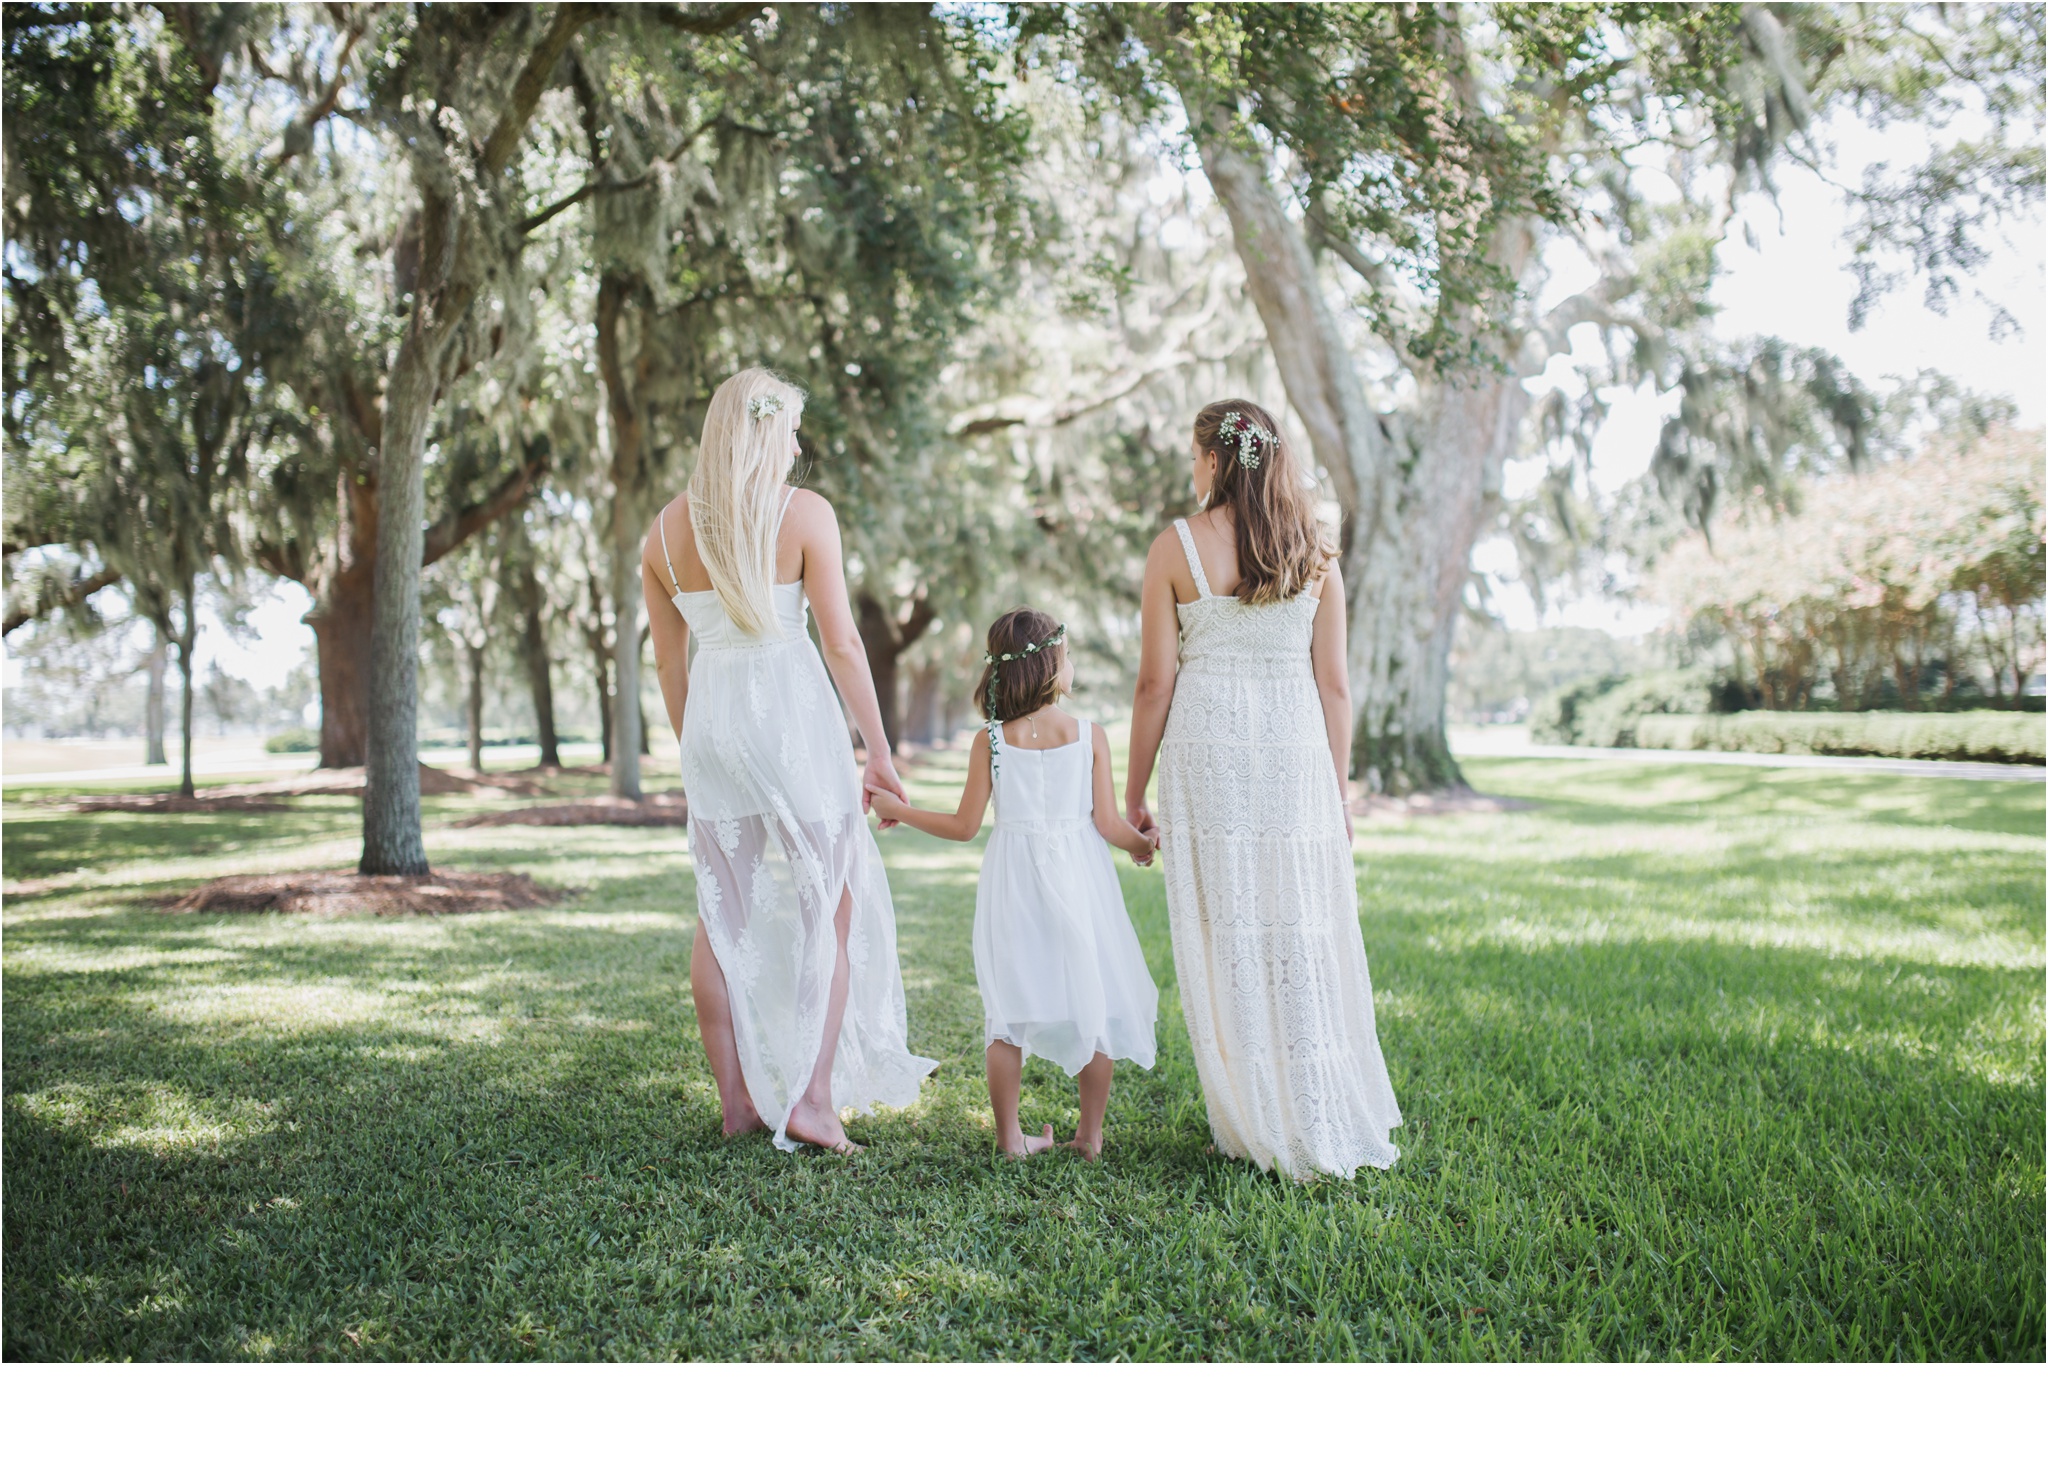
[3,566,120,637]
[520,113,721,232]
[421,444,551,567]
[481,4,597,175]
[645,3,762,37]
[269,16,369,171]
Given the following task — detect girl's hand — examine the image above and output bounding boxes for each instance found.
[863,754,906,828]
[869,788,909,824]
[1129,843,1154,868]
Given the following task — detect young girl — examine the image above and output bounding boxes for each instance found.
[868,609,1159,1161]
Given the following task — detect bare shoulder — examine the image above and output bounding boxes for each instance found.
[1145,522,1185,566]
[784,486,836,528]
[1314,554,1345,601]
[643,492,690,564]
[1091,720,1112,752]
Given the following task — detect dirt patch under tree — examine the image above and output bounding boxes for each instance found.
[158,869,569,916]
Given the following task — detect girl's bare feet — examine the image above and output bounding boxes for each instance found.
[722,1109,769,1138]
[785,1095,863,1154]
[1068,1136,1103,1162]
[1000,1123,1057,1159]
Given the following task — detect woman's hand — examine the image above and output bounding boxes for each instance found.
[1126,801,1157,843]
[863,756,906,828]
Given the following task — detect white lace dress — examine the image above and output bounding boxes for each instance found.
[1155,518,1402,1179]
[665,507,936,1151]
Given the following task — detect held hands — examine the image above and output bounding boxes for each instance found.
[868,787,910,825]
[863,756,907,830]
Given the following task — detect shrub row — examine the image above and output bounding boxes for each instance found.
[1634,711,2045,764]
[1530,668,1722,748]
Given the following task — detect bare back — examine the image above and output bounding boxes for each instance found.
[644,490,809,599]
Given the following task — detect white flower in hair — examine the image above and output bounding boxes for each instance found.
[747,393,784,422]
[1217,410,1277,471]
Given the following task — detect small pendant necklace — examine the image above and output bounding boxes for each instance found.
[1023,712,1040,742]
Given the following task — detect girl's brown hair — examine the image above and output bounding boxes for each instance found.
[1192,399,1332,604]
[973,608,1064,723]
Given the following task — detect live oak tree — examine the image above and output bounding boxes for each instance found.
[2,2,271,795]
[1026,3,2045,792]
[531,3,1030,760]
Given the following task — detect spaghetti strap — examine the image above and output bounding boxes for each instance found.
[774,487,798,537]
[658,503,683,598]
[1173,518,1214,599]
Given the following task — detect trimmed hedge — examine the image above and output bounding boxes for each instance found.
[1531,668,1718,747]
[1635,711,2044,765]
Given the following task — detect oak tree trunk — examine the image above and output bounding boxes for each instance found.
[596,273,646,799]
[144,633,168,765]
[511,556,560,767]
[306,558,374,768]
[1198,127,1538,793]
[361,321,437,876]
[904,662,944,745]
[175,580,197,799]
[465,639,486,773]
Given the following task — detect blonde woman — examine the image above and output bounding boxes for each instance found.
[1124,399,1402,1180]
[643,367,935,1154]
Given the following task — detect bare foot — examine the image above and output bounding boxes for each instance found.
[999,1123,1057,1160]
[1068,1135,1103,1162]
[785,1096,863,1154]
[722,1109,768,1138]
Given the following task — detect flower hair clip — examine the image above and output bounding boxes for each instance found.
[982,623,1067,667]
[747,393,784,422]
[1217,411,1277,471]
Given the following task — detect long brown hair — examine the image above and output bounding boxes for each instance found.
[1192,399,1331,604]
[973,608,1064,723]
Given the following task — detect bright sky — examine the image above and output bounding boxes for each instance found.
[1480,108,2046,637]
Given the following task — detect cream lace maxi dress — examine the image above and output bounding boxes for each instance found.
[1155,518,1402,1179]
[662,496,935,1152]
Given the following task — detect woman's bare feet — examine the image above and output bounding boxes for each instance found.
[721,1106,768,1138]
[999,1123,1057,1159]
[1068,1135,1103,1162]
[785,1095,863,1154]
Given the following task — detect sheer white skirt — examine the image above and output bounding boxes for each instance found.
[681,637,935,1150]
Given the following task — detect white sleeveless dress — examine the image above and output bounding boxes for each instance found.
[972,720,1157,1076]
[1155,518,1402,1179]
[662,499,936,1151]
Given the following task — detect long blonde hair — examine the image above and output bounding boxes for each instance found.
[687,367,808,636]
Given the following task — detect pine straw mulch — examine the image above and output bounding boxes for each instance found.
[156,869,569,916]
[450,792,689,828]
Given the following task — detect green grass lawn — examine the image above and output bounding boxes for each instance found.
[3,753,2041,1360]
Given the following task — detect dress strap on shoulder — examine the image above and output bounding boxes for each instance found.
[774,486,799,537]
[1173,517,1213,599]
[658,502,682,597]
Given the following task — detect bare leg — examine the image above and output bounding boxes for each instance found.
[785,886,860,1152]
[1069,1052,1113,1161]
[986,1040,1056,1159]
[691,921,764,1136]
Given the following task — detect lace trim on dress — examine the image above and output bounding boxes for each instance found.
[1173,517,1215,599]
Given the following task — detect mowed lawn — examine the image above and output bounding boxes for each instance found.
[2,752,2041,1361]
